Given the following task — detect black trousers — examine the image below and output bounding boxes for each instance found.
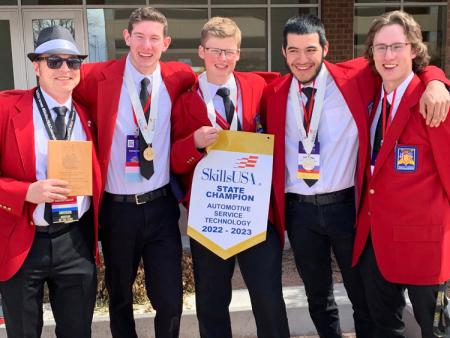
[360,239,447,338]
[0,214,96,338]
[285,189,373,338]
[190,225,290,338]
[100,191,182,338]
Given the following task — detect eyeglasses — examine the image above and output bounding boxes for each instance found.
[35,56,83,70]
[202,46,240,58]
[372,42,410,55]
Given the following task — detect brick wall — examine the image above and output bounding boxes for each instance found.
[321,0,354,63]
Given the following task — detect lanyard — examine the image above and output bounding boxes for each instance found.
[290,64,328,155]
[132,95,151,127]
[34,87,76,141]
[124,63,162,146]
[298,80,316,135]
[382,88,396,140]
[197,72,239,131]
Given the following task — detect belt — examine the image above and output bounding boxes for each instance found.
[286,187,354,206]
[35,221,77,237]
[104,185,170,205]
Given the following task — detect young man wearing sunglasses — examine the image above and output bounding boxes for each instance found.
[0,25,102,338]
[73,7,195,338]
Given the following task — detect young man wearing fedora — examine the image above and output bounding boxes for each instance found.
[0,26,102,338]
[74,7,195,338]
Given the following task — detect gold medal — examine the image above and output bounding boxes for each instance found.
[143,146,154,161]
[302,155,315,171]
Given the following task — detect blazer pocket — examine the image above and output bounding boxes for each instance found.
[393,224,442,242]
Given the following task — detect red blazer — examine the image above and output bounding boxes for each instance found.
[74,57,196,193]
[170,72,273,233]
[261,57,448,246]
[0,89,102,282]
[261,58,376,244]
[352,75,450,285]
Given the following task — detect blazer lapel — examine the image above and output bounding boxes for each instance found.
[372,75,421,178]
[12,90,36,180]
[97,58,125,157]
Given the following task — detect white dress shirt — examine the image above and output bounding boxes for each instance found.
[32,88,90,226]
[105,55,171,194]
[285,64,359,195]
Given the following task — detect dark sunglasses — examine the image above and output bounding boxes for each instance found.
[35,56,83,70]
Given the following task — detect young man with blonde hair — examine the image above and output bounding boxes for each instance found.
[171,17,290,338]
[353,11,450,337]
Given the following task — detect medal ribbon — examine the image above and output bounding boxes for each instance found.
[290,65,328,155]
[298,80,316,135]
[124,63,162,146]
[198,72,240,131]
[34,87,76,141]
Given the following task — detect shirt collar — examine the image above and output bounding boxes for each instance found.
[39,87,72,112]
[125,53,156,91]
[381,71,414,104]
[208,74,236,99]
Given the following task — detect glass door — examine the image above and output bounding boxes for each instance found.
[0,10,26,90]
[22,9,86,88]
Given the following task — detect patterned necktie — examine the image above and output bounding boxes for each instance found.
[139,77,154,179]
[44,106,69,224]
[301,87,317,131]
[216,87,238,129]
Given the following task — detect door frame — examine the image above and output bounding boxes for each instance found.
[0,9,26,89]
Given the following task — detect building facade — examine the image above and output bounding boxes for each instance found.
[0,0,448,90]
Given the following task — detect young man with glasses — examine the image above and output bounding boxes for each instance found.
[352,11,450,337]
[261,14,449,338]
[170,17,290,338]
[0,25,102,338]
[73,7,195,338]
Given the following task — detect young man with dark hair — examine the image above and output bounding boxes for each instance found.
[353,11,450,338]
[74,7,195,338]
[0,25,102,338]
[261,14,449,338]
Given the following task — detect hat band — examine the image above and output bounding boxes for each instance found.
[34,39,81,55]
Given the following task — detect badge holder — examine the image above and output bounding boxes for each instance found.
[51,196,79,223]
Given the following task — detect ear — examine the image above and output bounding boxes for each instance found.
[198,44,205,60]
[33,61,40,77]
[123,29,131,47]
[323,42,329,58]
[282,46,287,59]
[162,36,171,52]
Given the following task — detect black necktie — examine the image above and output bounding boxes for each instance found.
[216,87,241,130]
[44,106,68,224]
[53,106,68,140]
[139,77,154,179]
[301,87,317,131]
[373,99,391,161]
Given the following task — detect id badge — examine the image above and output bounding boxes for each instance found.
[125,134,142,182]
[297,141,320,180]
[51,196,79,224]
